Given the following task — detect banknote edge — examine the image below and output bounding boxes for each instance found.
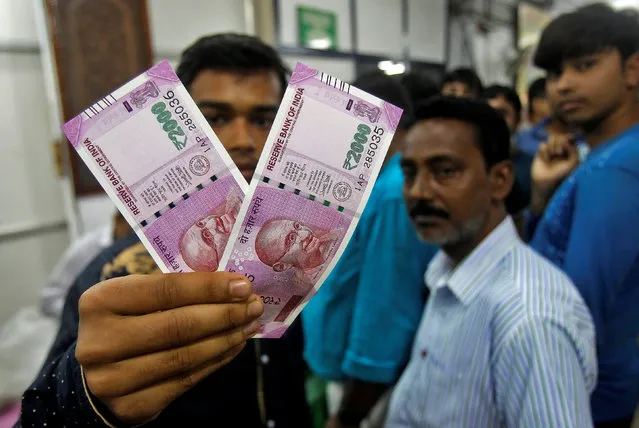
[289,62,319,85]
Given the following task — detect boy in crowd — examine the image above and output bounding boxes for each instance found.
[530,4,639,426]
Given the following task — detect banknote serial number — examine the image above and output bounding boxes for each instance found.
[343,124,384,171]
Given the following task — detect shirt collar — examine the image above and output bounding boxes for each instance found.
[425,216,519,306]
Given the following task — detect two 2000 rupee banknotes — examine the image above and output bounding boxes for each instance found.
[63,61,402,338]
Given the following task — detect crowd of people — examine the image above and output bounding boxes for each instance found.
[9,2,639,427]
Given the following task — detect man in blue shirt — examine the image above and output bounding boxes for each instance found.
[529,4,639,426]
[303,72,439,428]
[517,114,587,159]
[516,77,589,160]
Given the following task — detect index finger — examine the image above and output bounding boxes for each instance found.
[95,273,253,315]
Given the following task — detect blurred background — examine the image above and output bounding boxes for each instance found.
[0,0,634,347]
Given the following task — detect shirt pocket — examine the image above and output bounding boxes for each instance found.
[394,350,473,427]
[422,346,469,385]
[417,318,490,397]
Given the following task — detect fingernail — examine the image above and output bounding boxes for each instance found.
[229,280,251,298]
[247,299,264,318]
[243,320,260,336]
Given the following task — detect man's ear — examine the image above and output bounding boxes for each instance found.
[272,262,292,273]
[623,52,639,89]
[489,160,515,203]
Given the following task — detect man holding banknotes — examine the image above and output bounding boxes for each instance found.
[19,34,313,428]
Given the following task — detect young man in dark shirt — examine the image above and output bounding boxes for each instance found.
[19,34,313,428]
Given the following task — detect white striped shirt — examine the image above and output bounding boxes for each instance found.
[386,217,597,428]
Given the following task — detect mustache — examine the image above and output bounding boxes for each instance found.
[409,201,450,220]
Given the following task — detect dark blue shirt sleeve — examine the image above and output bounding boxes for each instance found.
[19,240,133,427]
[562,167,639,345]
[20,271,110,427]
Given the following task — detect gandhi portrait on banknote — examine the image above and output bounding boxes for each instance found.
[254,218,342,284]
[180,188,243,271]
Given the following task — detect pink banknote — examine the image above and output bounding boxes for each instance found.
[220,62,403,338]
[63,60,247,273]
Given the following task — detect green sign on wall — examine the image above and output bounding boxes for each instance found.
[297,6,337,50]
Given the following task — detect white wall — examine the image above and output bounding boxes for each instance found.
[0,0,69,325]
[150,0,250,55]
[408,0,446,63]
[355,0,404,57]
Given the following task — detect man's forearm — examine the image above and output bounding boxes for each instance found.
[336,379,389,426]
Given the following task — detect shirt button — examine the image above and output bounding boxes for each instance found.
[261,354,270,365]
[420,349,428,358]
[267,420,275,428]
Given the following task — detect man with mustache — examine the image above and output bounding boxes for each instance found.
[385,96,596,427]
[19,34,313,427]
[528,4,639,426]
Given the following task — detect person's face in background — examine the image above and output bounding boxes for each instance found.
[529,95,551,125]
[545,49,639,130]
[189,70,282,182]
[441,81,478,99]
[488,95,520,134]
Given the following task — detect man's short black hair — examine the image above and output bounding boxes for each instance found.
[442,68,484,98]
[534,3,639,72]
[414,96,510,168]
[484,84,522,122]
[353,71,414,129]
[527,77,546,117]
[176,33,290,94]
